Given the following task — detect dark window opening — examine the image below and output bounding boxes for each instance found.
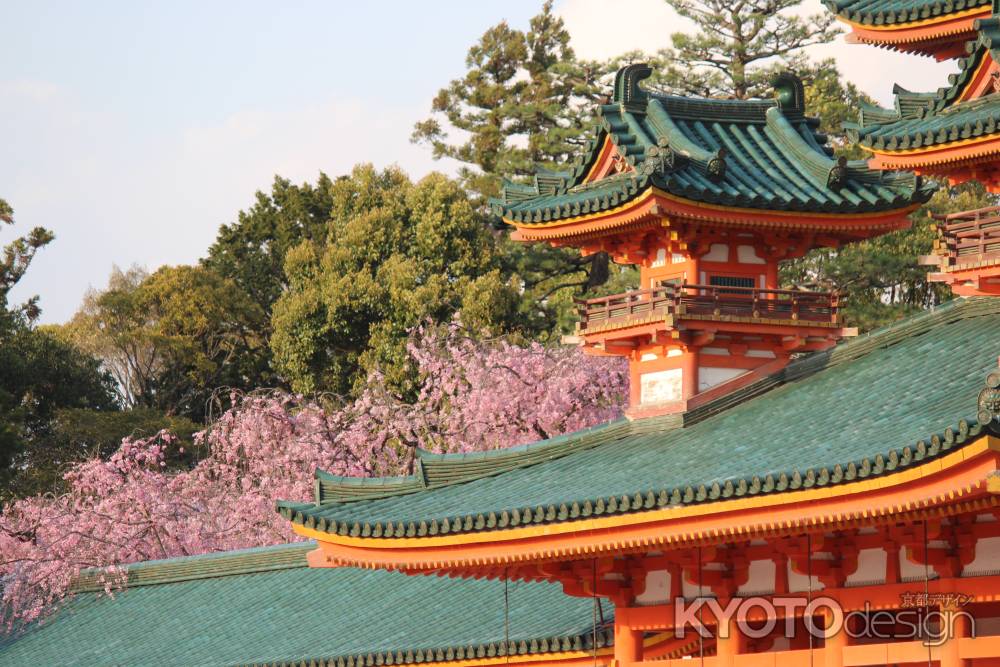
[708,275,755,294]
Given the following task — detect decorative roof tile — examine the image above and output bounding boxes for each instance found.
[855,16,1000,149]
[824,0,992,27]
[280,297,1000,539]
[491,66,932,224]
[0,543,611,667]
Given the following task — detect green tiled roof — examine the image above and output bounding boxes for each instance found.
[823,0,991,27]
[854,17,1000,150]
[491,66,931,224]
[280,297,1000,539]
[0,543,612,667]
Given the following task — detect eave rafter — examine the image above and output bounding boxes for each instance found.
[839,8,989,59]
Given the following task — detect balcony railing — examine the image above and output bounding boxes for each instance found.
[934,206,1000,267]
[576,284,840,333]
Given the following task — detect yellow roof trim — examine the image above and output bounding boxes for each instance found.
[292,435,998,550]
[840,5,986,32]
[868,129,1000,156]
[505,187,921,231]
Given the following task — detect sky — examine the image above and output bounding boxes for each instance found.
[2,0,955,323]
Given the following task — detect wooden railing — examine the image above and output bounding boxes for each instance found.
[576,284,839,332]
[934,205,1000,266]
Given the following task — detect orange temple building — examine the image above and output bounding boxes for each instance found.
[9,18,1000,667]
[273,67,1000,667]
[846,1,1000,296]
[495,66,931,417]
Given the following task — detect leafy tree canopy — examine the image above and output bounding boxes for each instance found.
[781,182,995,331]
[270,165,526,395]
[58,265,267,420]
[204,175,334,317]
[0,325,118,494]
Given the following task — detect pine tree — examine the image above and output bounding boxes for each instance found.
[411,1,607,200]
[651,0,841,99]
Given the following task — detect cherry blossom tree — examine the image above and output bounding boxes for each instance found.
[0,326,626,630]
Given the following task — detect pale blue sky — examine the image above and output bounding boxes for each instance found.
[1,1,953,323]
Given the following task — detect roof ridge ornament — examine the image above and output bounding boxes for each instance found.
[978,365,1000,428]
[613,63,652,112]
[827,156,849,189]
[772,72,805,115]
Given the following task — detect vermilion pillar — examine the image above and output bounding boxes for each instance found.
[824,608,847,667]
[940,610,971,667]
[613,615,643,666]
[715,615,745,666]
[681,348,699,401]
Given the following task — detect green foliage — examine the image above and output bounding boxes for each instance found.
[5,407,198,499]
[0,325,118,494]
[0,197,54,327]
[412,3,619,331]
[270,165,524,395]
[0,198,116,495]
[411,1,607,201]
[801,59,874,159]
[59,265,267,420]
[653,0,841,99]
[781,183,996,331]
[204,175,334,317]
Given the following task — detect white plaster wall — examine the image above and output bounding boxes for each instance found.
[787,558,824,593]
[703,243,729,262]
[964,536,1000,575]
[640,368,683,404]
[698,367,746,392]
[737,245,766,264]
[900,546,939,580]
[635,570,671,605]
[845,548,888,586]
[738,559,777,596]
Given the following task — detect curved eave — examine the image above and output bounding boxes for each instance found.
[507,188,924,244]
[248,641,620,667]
[239,631,690,667]
[866,131,1000,169]
[295,434,1000,572]
[836,4,988,38]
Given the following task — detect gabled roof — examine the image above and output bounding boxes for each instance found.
[825,0,992,28]
[491,66,931,225]
[280,297,1000,541]
[0,543,612,667]
[854,16,1000,151]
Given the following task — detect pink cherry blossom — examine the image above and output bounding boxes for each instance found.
[0,326,626,631]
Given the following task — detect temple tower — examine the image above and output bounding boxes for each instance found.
[494,66,932,417]
[845,5,1000,296]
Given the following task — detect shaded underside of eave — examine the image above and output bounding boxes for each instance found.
[280,297,1000,541]
[826,0,991,27]
[0,543,613,667]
